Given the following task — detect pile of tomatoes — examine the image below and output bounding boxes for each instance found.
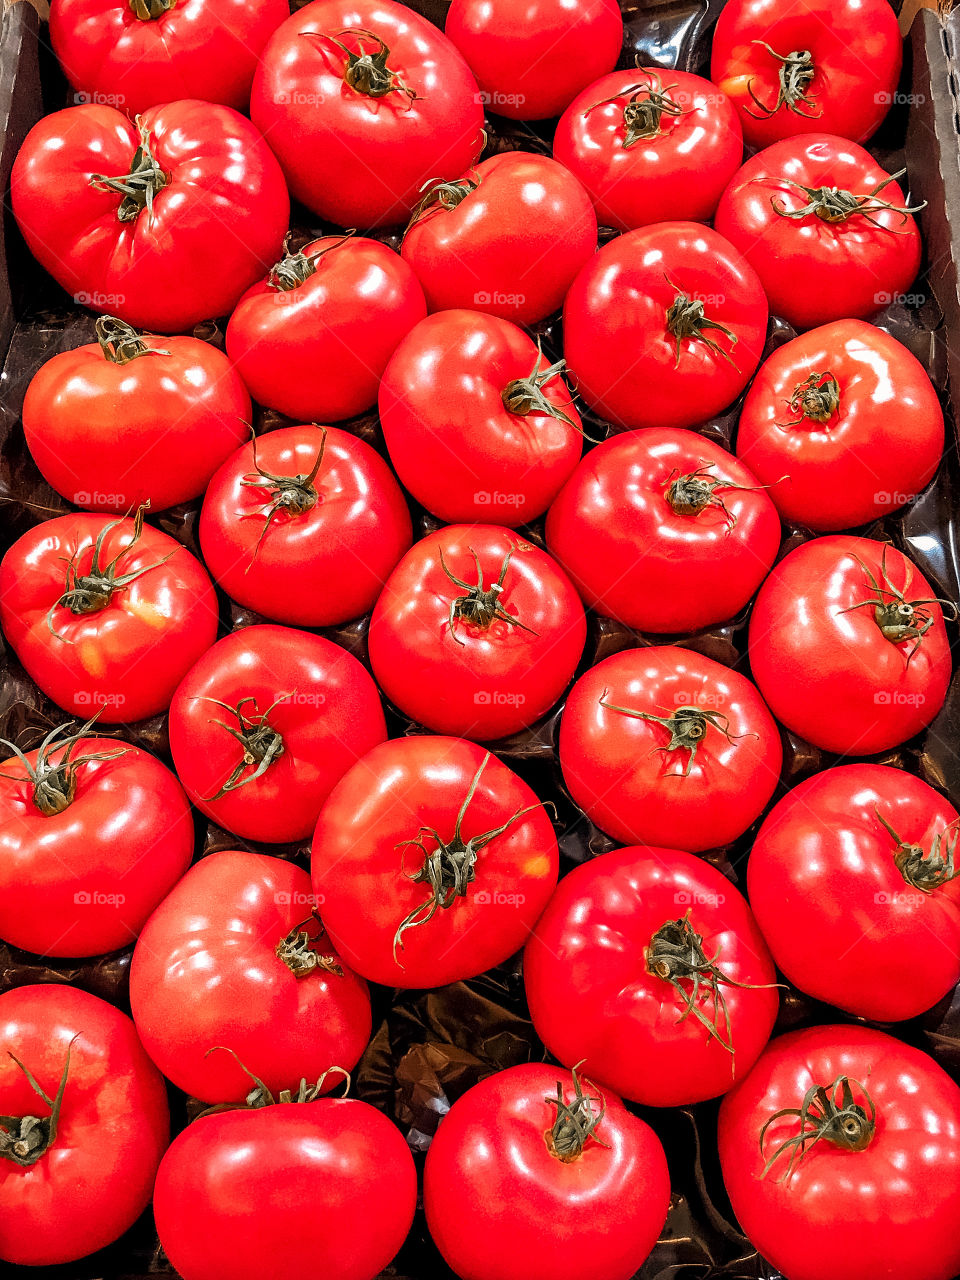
[2,0,960,1278]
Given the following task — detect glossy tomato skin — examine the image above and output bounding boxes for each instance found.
[715,136,922,332]
[0,512,218,724]
[379,310,582,525]
[559,647,782,852]
[226,236,426,422]
[168,625,386,843]
[368,525,586,740]
[251,0,483,228]
[736,320,944,530]
[711,0,902,149]
[525,847,779,1107]
[546,428,781,632]
[748,537,952,754]
[748,764,960,1021]
[401,153,597,325]
[424,1063,670,1280]
[199,426,412,628]
[718,1025,960,1280]
[0,984,169,1266]
[555,68,743,231]
[11,101,289,334]
[312,736,559,987]
[130,850,371,1102]
[564,222,768,431]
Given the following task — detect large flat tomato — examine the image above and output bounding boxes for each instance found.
[10,101,289,333]
[525,846,779,1107]
[130,849,371,1102]
[312,736,559,987]
[424,1063,669,1280]
[0,984,169,1266]
[563,222,768,430]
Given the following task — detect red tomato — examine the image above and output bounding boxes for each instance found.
[131,849,371,1102]
[401,152,597,325]
[379,310,582,525]
[368,525,586,740]
[715,136,922,332]
[168,625,386,843]
[10,101,289,334]
[226,234,426,423]
[736,320,944,531]
[49,0,288,115]
[564,222,768,430]
[0,984,169,1266]
[546,428,781,632]
[718,1025,960,1280]
[250,0,483,228]
[312,735,559,987]
[525,846,779,1107]
[749,536,952,754]
[559,646,782,852]
[199,426,412,628]
[23,317,251,513]
[444,0,622,120]
[711,0,902,150]
[0,507,218,724]
[554,67,743,231]
[424,1063,670,1280]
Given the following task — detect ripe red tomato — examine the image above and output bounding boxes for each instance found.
[444,0,622,120]
[711,0,902,150]
[250,0,483,228]
[168,625,386,843]
[525,846,779,1107]
[424,1063,670,1280]
[226,235,426,423]
[0,507,218,724]
[715,136,922,332]
[130,849,371,1102]
[312,735,559,988]
[749,537,952,754]
[554,67,743,231]
[401,152,597,325]
[564,222,768,430]
[736,320,944,531]
[718,1025,960,1280]
[559,646,782,852]
[199,426,412,628]
[379,310,582,526]
[0,984,169,1266]
[546,428,781,632]
[368,525,586,740]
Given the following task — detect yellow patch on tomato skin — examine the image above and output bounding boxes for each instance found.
[78,639,108,679]
[127,599,168,629]
[523,853,553,880]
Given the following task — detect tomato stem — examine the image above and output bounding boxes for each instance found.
[776,371,840,429]
[268,231,356,292]
[405,172,480,235]
[439,546,539,646]
[201,1047,351,1113]
[240,428,327,564]
[89,118,169,223]
[544,1062,611,1162]
[664,276,738,369]
[664,463,782,525]
[128,0,177,18]
[0,715,126,816]
[0,1036,79,1167]
[588,67,692,146]
[874,807,960,893]
[95,316,170,365]
[599,692,754,778]
[745,42,819,121]
[275,912,345,979]
[200,693,290,801]
[765,169,925,228]
[303,27,421,101]
[837,545,957,666]
[501,341,597,439]
[760,1075,875,1182]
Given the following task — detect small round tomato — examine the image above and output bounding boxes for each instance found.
[226,234,426,423]
[368,525,586,740]
[559,646,782,853]
[379,310,582,526]
[525,846,779,1107]
[168,625,386,844]
[312,735,559,988]
[564,222,768,430]
[199,426,412,628]
[0,506,218,724]
[748,537,952,755]
[424,1063,670,1280]
[736,320,944,531]
[0,984,169,1266]
[715,136,922,332]
[718,1025,960,1280]
[546,428,781,632]
[554,67,743,231]
[401,153,597,326]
